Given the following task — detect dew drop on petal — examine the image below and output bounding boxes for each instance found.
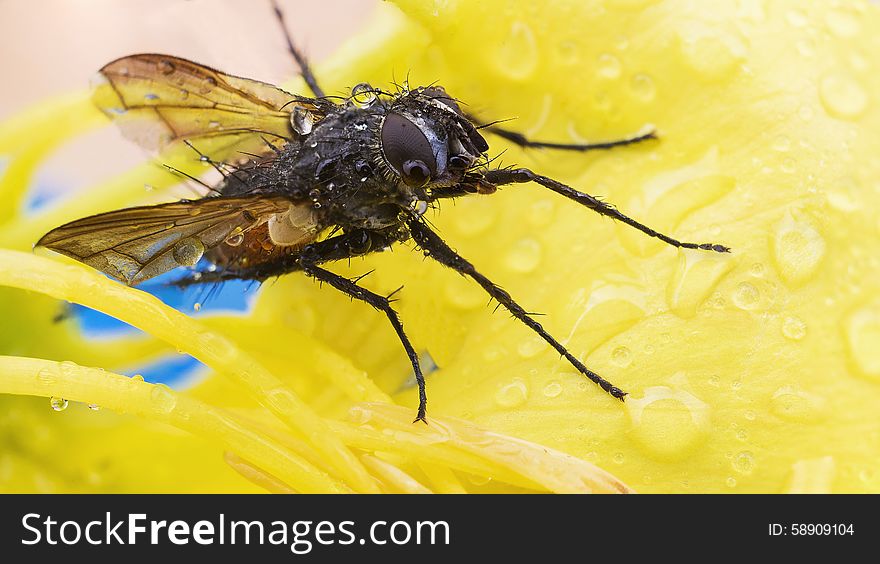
[781,315,807,341]
[610,346,632,368]
[495,378,529,408]
[542,380,562,398]
[50,397,68,412]
[504,238,542,273]
[819,73,868,120]
[844,304,880,381]
[150,384,177,414]
[493,21,539,80]
[771,213,825,285]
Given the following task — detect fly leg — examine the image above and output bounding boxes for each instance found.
[407,218,627,401]
[482,168,731,253]
[472,117,656,152]
[269,0,326,98]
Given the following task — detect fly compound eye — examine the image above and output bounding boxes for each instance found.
[381,112,437,187]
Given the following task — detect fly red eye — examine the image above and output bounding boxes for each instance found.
[381,112,437,184]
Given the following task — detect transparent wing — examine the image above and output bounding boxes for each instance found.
[92,54,323,162]
[37,196,305,285]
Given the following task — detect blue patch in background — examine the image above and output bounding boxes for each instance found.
[73,263,260,386]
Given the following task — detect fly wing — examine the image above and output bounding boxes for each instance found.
[37,196,308,286]
[92,54,324,162]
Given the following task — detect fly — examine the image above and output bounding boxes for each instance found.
[37,1,730,423]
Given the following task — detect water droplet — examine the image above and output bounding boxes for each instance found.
[542,380,562,398]
[771,213,825,286]
[626,385,710,460]
[726,477,737,488]
[732,281,760,310]
[826,9,860,37]
[495,378,529,408]
[158,60,175,75]
[679,32,746,80]
[350,82,378,108]
[225,229,245,247]
[150,384,177,414]
[610,346,632,368]
[193,302,202,312]
[348,405,373,425]
[749,262,765,277]
[493,21,538,80]
[735,429,748,441]
[845,304,880,381]
[772,135,791,152]
[732,451,754,474]
[172,237,206,267]
[786,456,835,493]
[87,404,100,411]
[667,250,735,318]
[291,106,314,135]
[612,452,625,464]
[744,410,756,421]
[780,157,796,174]
[131,374,145,382]
[596,53,621,80]
[36,367,57,386]
[771,385,826,422]
[786,8,808,27]
[517,336,547,359]
[444,275,484,310]
[556,40,580,66]
[526,199,555,227]
[629,73,656,102]
[453,200,496,236]
[782,315,807,340]
[49,397,68,412]
[819,73,868,120]
[505,238,542,273]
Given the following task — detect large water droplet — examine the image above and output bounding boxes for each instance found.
[786,456,836,493]
[493,22,538,80]
[781,315,807,341]
[679,31,746,80]
[826,9,861,38]
[517,336,548,359]
[172,237,206,267]
[771,213,825,286]
[495,378,529,408]
[845,304,880,381]
[819,73,868,120]
[542,380,562,398]
[626,385,710,460]
[505,238,542,273]
[629,73,656,102]
[770,385,826,422]
[350,82,378,108]
[667,249,734,318]
[49,397,68,412]
[150,384,177,414]
[291,106,314,135]
[225,228,245,247]
[596,53,621,80]
[732,281,760,310]
[610,346,632,368]
[444,275,484,310]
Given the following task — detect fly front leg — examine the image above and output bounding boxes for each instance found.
[483,168,731,253]
[407,219,627,401]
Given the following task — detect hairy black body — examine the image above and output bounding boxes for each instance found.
[37,3,730,423]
